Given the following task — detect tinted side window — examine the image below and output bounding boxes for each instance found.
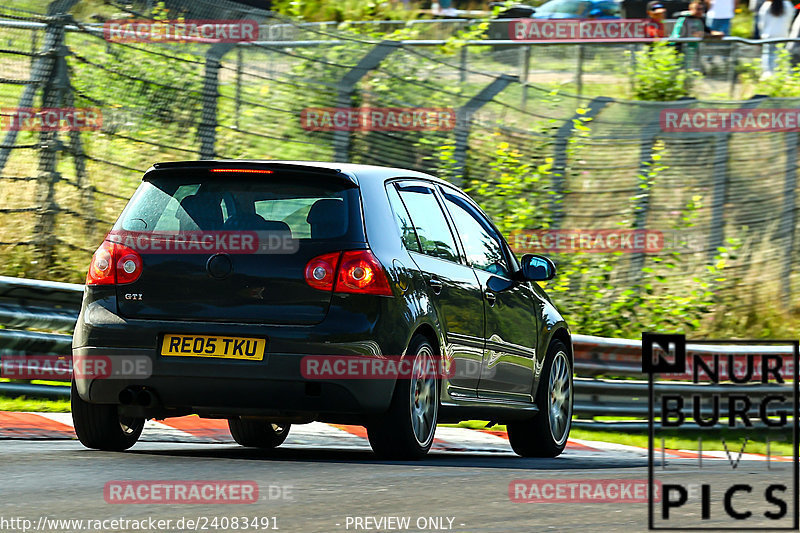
[441,191,510,277]
[386,184,421,252]
[397,185,459,262]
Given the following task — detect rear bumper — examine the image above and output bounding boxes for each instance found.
[72,294,408,421]
[74,345,396,420]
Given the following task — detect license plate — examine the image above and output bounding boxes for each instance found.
[160,334,266,361]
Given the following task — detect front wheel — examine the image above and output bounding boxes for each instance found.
[71,381,144,451]
[507,339,573,458]
[367,334,439,459]
[228,419,290,449]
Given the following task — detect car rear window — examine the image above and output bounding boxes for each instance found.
[114,174,364,242]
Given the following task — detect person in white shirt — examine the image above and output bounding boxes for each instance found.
[758,0,797,76]
[707,0,735,34]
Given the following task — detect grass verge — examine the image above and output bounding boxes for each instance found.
[0,395,70,413]
[447,420,795,456]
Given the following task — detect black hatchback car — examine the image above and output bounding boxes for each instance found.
[72,161,573,459]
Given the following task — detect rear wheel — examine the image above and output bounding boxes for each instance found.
[367,334,439,460]
[71,380,144,451]
[228,419,291,449]
[507,339,572,458]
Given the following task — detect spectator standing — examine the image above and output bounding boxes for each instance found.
[670,1,723,68]
[787,4,800,61]
[758,0,796,76]
[707,0,735,34]
[646,1,667,37]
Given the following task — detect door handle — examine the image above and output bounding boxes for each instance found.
[485,290,496,306]
[428,278,443,295]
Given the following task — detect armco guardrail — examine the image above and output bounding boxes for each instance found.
[0,275,81,399]
[0,276,794,426]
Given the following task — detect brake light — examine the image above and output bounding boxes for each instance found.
[304,250,392,296]
[209,168,274,174]
[86,240,143,286]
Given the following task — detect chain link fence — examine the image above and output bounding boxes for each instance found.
[0,0,798,319]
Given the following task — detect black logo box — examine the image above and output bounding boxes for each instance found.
[643,333,799,531]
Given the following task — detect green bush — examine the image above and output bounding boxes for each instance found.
[741,48,800,97]
[631,42,699,101]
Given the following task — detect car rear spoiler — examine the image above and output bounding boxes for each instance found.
[146,161,359,186]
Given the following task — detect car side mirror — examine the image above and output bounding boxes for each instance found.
[519,254,556,281]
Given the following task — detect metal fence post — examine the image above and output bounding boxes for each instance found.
[459,46,467,85]
[452,75,515,188]
[0,0,79,175]
[550,97,612,228]
[199,43,235,159]
[707,97,763,263]
[707,133,729,263]
[727,42,738,98]
[576,44,584,96]
[779,132,797,307]
[31,14,71,274]
[235,46,243,131]
[198,14,267,159]
[519,45,530,109]
[333,41,399,162]
[629,112,668,283]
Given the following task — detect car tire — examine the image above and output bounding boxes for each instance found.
[71,380,144,451]
[228,419,291,449]
[507,339,573,458]
[367,334,439,460]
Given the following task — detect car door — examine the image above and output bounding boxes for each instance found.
[392,180,485,398]
[438,185,538,402]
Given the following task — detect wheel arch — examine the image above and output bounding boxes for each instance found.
[411,322,441,355]
[548,327,573,366]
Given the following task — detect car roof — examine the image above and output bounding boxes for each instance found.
[149,160,452,188]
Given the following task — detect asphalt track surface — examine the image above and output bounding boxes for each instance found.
[1,416,796,533]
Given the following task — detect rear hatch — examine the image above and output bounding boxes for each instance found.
[111,163,365,325]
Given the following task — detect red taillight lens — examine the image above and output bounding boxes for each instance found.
[87,240,115,285]
[304,252,340,291]
[336,250,393,296]
[86,240,143,286]
[305,250,393,296]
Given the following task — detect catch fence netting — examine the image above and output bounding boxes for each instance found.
[0,0,797,322]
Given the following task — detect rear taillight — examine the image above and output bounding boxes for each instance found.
[304,252,340,291]
[86,240,143,286]
[304,250,392,296]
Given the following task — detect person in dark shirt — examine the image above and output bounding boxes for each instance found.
[646,1,667,37]
[669,0,723,65]
[671,0,724,38]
